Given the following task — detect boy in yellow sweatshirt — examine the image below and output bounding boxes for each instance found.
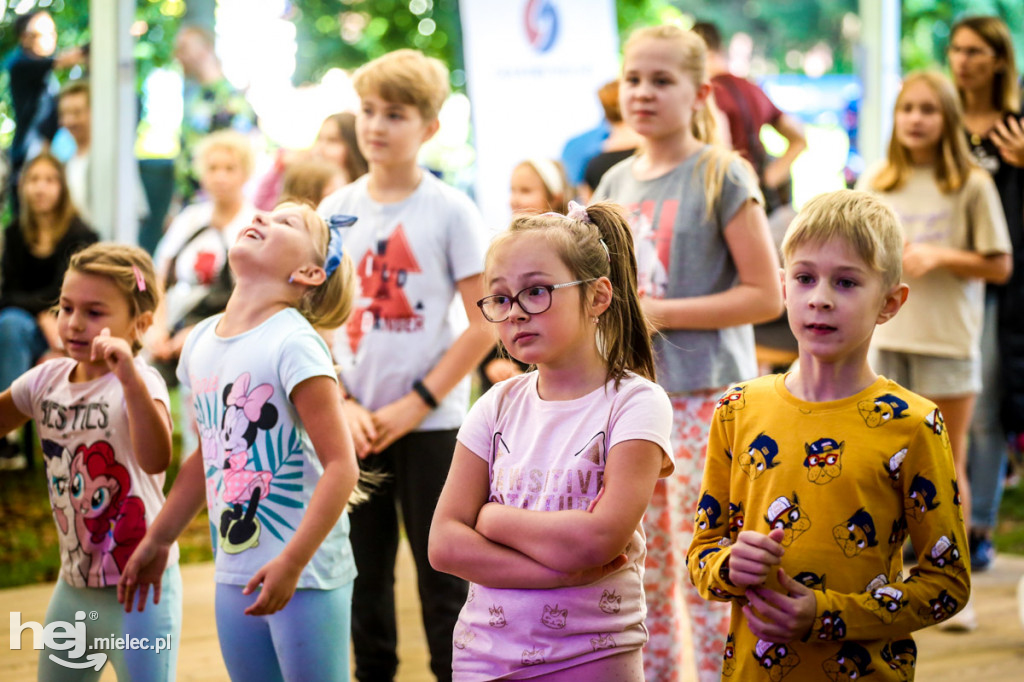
[687,189,970,681]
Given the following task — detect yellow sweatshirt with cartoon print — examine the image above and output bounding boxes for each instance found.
[687,373,970,681]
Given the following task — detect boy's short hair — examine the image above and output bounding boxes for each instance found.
[193,129,255,180]
[352,48,450,121]
[781,189,904,290]
[59,80,89,103]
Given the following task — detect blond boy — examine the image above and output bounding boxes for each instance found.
[317,49,493,681]
[687,189,970,681]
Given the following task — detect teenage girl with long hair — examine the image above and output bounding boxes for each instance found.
[592,23,783,682]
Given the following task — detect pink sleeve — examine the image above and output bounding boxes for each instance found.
[137,359,172,411]
[456,383,499,461]
[9,362,44,417]
[608,381,675,476]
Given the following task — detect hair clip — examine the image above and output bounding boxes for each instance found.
[132,265,147,292]
[567,200,592,224]
[325,214,358,277]
[566,202,610,262]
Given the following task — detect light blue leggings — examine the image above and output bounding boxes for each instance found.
[34,565,182,682]
[215,581,353,681]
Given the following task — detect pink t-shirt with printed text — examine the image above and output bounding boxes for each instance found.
[452,371,674,680]
[12,357,179,588]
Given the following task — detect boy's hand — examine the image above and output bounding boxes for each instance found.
[370,393,430,454]
[117,535,170,613]
[727,528,785,588]
[340,398,378,459]
[243,555,304,616]
[743,567,817,643]
[91,328,136,382]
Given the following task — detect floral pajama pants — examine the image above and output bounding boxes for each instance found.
[642,391,730,682]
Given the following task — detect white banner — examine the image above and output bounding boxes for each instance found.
[459,0,620,233]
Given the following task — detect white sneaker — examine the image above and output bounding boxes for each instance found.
[938,597,977,632]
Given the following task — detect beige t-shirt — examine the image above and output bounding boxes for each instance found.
[857,164,1011,358]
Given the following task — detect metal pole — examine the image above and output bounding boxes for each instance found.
[857,0,901,169]
[89,0,136,244]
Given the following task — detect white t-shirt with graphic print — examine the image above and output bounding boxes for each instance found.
[153,200,255,330]
[177,308,356,589]
[318,172,487,431]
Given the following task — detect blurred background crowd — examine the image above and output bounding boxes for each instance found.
[0,0,1022,604]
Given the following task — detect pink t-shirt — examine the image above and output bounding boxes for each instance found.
[453,371,674,680]
[12,357,179,588]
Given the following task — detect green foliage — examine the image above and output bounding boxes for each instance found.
[900,0,1024,73]
[996,480,1024,556]
[290,0,464,86]
[0,1,183,89]
[662,0,860,74]
[0,1,184,150]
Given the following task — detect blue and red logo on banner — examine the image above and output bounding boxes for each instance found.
[524,0,558,52]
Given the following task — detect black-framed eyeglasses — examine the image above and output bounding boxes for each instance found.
[476,279,596,323]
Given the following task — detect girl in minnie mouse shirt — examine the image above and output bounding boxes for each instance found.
[119,203,363,680]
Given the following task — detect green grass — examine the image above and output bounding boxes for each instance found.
[994,480,1024,555]
[0,452,213,590]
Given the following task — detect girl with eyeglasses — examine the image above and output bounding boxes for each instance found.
[948,15,1024,581]
[430,201,675,681]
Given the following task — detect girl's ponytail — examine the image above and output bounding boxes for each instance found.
[576,202,656,384]
[303,252,356,330]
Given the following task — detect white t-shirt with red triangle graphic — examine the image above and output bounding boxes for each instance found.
[319,172,487,431]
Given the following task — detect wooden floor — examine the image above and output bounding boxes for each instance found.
[3,544,1023,681]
